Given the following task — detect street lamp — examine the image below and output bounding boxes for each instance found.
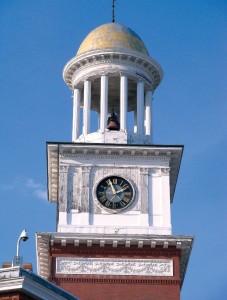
[12,229,29,267]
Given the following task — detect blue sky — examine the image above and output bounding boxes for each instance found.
[0,1,226,299]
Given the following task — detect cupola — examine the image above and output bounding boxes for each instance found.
[63,23,163,144]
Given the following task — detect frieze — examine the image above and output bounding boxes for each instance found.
[56,257,173,277]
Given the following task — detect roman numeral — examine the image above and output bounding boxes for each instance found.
[105,200,111,207]
[99,195,106,202]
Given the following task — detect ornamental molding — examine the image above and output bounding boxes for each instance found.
[56,257,173,277]
[140,168,149,175]
[63,49,163,90]
[71,60,154,90]
[81,166,91,173]
[51,277,181,286]
[59,154,169,162]
[59,165,69,173]
[161,167,171,175]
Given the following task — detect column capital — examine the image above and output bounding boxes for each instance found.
[149,168,162,176]
[119,72,129,77]
[100,73,109,77]
[161,168,170,176]
[146,89,153,94]
[136,78,145,84]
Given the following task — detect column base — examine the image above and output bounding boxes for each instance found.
[74,131,152,145]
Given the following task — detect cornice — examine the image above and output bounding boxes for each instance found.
[63,49,163,90]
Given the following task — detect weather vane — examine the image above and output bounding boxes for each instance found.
[112,0,115,23]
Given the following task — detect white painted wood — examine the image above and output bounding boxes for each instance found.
[150,169,163,227]
[162,169,171,228]
[83,80,91,134]
[120,75,128,131]
[137,81,145,137]
[100,75,108,132]
[145,90,153,139]
[134,108,137,133]
[72,89,81,141]
[58,212,67,226]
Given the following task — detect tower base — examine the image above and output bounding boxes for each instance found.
[36,233,193,300]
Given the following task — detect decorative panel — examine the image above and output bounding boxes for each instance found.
[56,257,173,277]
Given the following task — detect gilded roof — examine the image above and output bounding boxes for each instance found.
[77,23,149,56]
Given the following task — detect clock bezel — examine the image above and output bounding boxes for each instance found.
[94,175,136,214]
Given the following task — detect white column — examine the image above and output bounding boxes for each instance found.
[161,168,171,231]
[134,108,137,133]
[145,90,153,138]
[83,80,91,135]
[137,81,145,137]
[100,75,108,132]
[120,75,128,131]
[72,88,81,142]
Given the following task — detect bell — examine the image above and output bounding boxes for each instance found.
[107,110,120,131]
[107,120,120,130]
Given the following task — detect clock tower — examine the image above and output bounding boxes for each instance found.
[36,23,193,300]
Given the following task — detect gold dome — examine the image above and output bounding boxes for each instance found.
[77,23,149,56]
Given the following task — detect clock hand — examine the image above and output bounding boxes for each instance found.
[107,179,116,194]
[115,186,128,194]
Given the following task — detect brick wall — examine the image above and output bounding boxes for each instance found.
[50,243,181,300]
[0,292,32,300]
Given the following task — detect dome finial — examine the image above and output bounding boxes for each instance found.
[112,0,115,23]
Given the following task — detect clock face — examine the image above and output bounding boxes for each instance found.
[96,176,134,212]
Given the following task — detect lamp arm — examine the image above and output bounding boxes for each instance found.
[16,237,21,257]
